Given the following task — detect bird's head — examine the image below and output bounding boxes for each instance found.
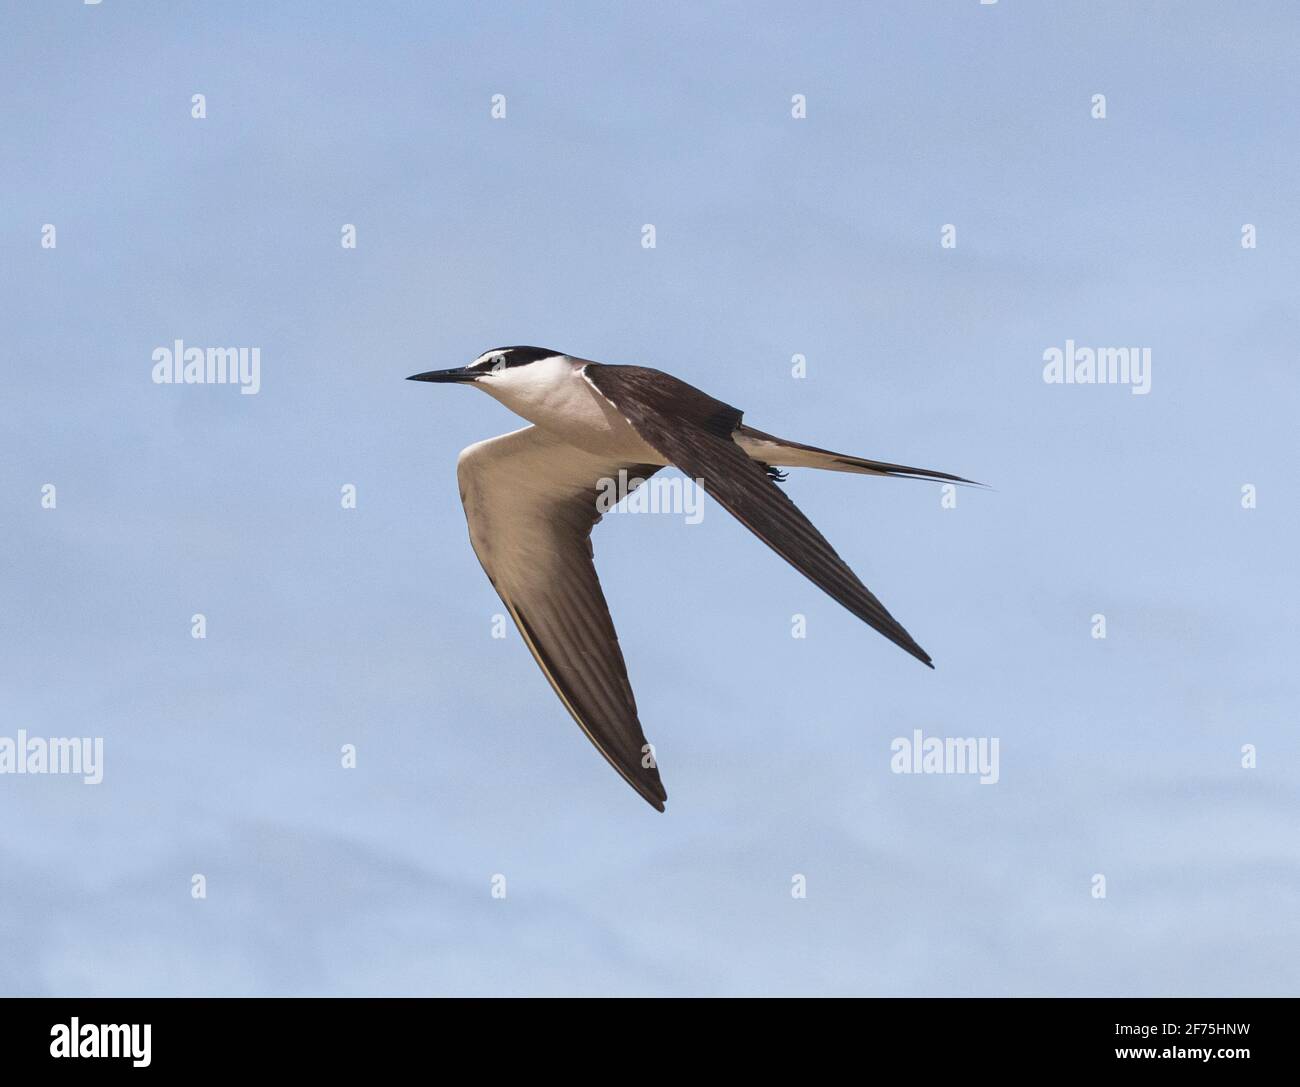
[408,347,583,423]
[407,346,566,387]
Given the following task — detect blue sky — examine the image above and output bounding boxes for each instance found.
[1,1,1297,995]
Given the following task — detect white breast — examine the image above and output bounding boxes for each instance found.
[476,356,666,463]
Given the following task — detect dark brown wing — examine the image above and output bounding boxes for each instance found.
[583,364,933,667]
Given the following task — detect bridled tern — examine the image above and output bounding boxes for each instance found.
[409,347,975,811]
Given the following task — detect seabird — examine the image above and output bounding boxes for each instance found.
[409,347,975,811]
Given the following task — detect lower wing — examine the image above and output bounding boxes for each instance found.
[456,425,669,809]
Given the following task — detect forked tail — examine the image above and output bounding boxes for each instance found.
[734,425,980,485]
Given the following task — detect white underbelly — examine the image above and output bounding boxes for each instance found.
[482,365,668,464]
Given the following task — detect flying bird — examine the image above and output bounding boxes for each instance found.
[409,347,975,811]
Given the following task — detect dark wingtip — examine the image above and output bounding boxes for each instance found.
[903,642,935,669]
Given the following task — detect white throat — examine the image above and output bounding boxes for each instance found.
[475,354,581,420]
[473,355,664,462]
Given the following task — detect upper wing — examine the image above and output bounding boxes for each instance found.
[583,364,934,667]
[456,425,668,810]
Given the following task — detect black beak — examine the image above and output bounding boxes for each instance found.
[407,367,479,384]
